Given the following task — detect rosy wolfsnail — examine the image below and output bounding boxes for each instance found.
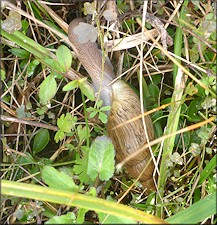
[68,18,155,191]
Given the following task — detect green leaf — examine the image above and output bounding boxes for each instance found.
[73,147,91,184]
[9,48,30,58]
[57,113,76,133]
[45,212,76,224]
[149,83,159,99]
[89,110,98,118]
[55,114,77,143]
[33,129,50,154]
[96,100,103,108]
[44,58,64,73]
[42,166,79,192]
[17,152,36,164]
[98,112,108,123]
[87,136,115,181]
[77,125,90,142]
[199,155,217,185]
[62,80,78,92]
[185,82,198,96]
[76,208,87,224]
[39,74,57,104]
[56,45,72,72]
[0,69,6,81]
[98,211,137,224]
[101,105,111,111]
[58,166,74,177]
[54,130,65,143]
[79,80,95,101]
[21,20,29,34]
[86,106,94,112]
[43,58,64,79]
[166,192,216,224]
[187,98,202,122]
[1,29,50,59]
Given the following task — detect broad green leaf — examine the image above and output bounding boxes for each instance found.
[56,45,72,72]
[166,192,216,224]
[33,129,50,154]
[79,80,95,101]
[45,212,76,224]
[39,74,57,104]
[87,136,115,181]
[42,166,79,192]
[62,80,78,91]
[98,211,136,224]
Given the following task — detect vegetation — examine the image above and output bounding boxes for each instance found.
[1,0,216,224]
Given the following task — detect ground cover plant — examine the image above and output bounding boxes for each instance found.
[1,0,216,224]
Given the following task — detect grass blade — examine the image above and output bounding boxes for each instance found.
[2,180,168,224]
[166,192,216,224]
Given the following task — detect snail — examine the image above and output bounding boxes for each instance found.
[68,18,155,191]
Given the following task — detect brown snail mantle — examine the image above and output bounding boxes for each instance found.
[68,18,156,191]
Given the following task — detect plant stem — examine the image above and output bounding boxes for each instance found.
[81,92,90,148]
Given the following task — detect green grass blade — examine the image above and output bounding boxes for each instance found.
[2,180,168,224]
[199,155,217,185]
[173,0,188,84]
[157,1,189,203]
[166,192,216,224]
[1,30,51,59]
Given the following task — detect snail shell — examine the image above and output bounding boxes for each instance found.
[108,80,155,191]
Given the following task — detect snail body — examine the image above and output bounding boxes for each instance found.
[68,18,155,191]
